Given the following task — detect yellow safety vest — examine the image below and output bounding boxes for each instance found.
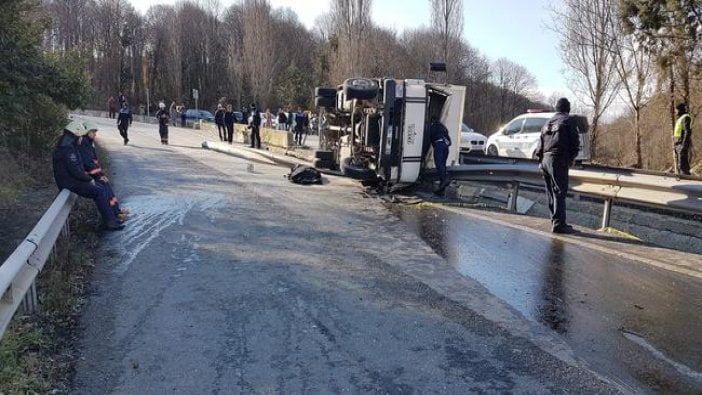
[674,113,691,138]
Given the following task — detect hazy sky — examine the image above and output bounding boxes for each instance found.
[127,0,567,98]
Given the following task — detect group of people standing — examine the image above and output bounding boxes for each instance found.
[214,104,239,144]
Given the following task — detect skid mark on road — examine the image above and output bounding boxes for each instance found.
[112,192,226,274]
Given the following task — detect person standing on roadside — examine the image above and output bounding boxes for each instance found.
[247,103,261,149]
[224,104,235,144]
[107,96,116,119]
[535,97,580,234]
[215,103,226,141]
[265,108,273,128]
[117,102,133,145]
[118,92,127,107]
[673,102,693,176]
[429,116,452,196]
[156,102,170,145]
[169,101,177,127]
[181,104,187,127]
[278,109,287,131]
[52,121,124,231]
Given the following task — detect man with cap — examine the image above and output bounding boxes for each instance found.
[156,102,170,145]
[535,98,580,234]
[52,121,124,231]
[247,103,261,149]
[673,102,692,175]
[117,101,133,145]
[79,121,129,222]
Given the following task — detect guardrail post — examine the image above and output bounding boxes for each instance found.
[507,182,520,212]
[602,198,613,229]
[21,282,38,314]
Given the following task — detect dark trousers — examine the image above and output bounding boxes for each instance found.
[217,124,226,141]
[97,179,121,215]
[250,126,261,149]
[294,127,304,145]
[65,182,117,225]
[159,125,168,144]
[675,143,691,175]
[118,125,129,143]
[433,141,449,193]
[181,116,187,127]
[108,108,116,119]
[225,123,234,143]
[541,154,569,229]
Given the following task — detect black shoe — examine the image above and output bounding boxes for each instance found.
[103,221,125,231]
[552,224,575,234]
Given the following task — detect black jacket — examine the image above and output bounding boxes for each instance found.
[77,136,102,178]
[215,109,225,125]
[224,111,235,125]
[429,121,451,146]
[536,113,580,161]
[53,130,92,189]
[250,110,261,128]
[117,107,132,128]
[156,110,170,127]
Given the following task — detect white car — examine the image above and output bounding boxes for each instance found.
[459,124,486,155]
[485,111,591,161]
[247,113,278,129]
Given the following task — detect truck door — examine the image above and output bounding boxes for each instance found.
[379,79,403,182]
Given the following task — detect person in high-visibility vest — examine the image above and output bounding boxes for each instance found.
[674,103,692,175]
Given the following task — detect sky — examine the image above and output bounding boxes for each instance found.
[127,0,568,99]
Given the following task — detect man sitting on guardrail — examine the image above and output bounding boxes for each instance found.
[79,121,129,223]
[535,98,580,234]
[52,121,124,231]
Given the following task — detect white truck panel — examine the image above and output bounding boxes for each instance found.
[400,80,427,183]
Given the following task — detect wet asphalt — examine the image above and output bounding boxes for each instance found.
[68,116,699,393]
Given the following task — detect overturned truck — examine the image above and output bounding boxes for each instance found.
[313,78,466,189]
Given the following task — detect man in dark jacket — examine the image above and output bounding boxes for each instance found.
[224,104,236,144]
[535,97,580,234]
[248,103,261,149]
[53,121,123,231]
[214,104,226,141]
[156,102,170,145]
[79,122,128,222]
[117,102,133,145]
[429,116,452,196]
[673,102,692,175]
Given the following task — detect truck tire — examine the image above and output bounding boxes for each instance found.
[315,96,336,108]
[315,87,336,98]
[313,158,333,169]
[340,157,376,180]
[343,78,379,101]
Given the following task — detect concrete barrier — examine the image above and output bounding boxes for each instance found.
[234,124,293,148]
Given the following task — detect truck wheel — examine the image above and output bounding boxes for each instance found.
[487,145,498,156]
[343,78,379,101]
[341,157,376,180]
[315,87,336,98]
[314,150,334,161]
[313,158,333,169]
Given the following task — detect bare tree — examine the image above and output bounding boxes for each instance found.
[492,58,537,121]
[430,0,463,81]
[551,0,620,156]
[328,0,373,80]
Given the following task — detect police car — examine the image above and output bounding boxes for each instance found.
[485,110,591,161]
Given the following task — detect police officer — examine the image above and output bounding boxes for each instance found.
[429,116,452,196]
[117,102,133,145]
[248,103,261,149]
[535,98,580,234]
[79,122,128,222]
[53,121,124,231]
[156,102,170,145]
[674,102,692,175]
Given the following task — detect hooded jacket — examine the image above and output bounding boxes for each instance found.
[78,135,103,178]
[52,130,92,189]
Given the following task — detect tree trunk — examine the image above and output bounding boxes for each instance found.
[633,108,642,168]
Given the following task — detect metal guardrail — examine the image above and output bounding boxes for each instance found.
[450,156,702,227]
[0,189,76,340]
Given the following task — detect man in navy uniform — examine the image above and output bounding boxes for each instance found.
[535,98,580,234]
[429,116,452,196]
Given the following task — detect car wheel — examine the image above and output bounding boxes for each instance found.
[343,78,379,101]
[487,145,498,156]
[340,157,377,180]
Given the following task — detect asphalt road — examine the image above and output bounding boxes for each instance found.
[70,115,667,393]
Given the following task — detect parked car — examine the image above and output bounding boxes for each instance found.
[183,109,215,123]
[234,112,244,124]
[459,124,486,156]
[485,110,591,161]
